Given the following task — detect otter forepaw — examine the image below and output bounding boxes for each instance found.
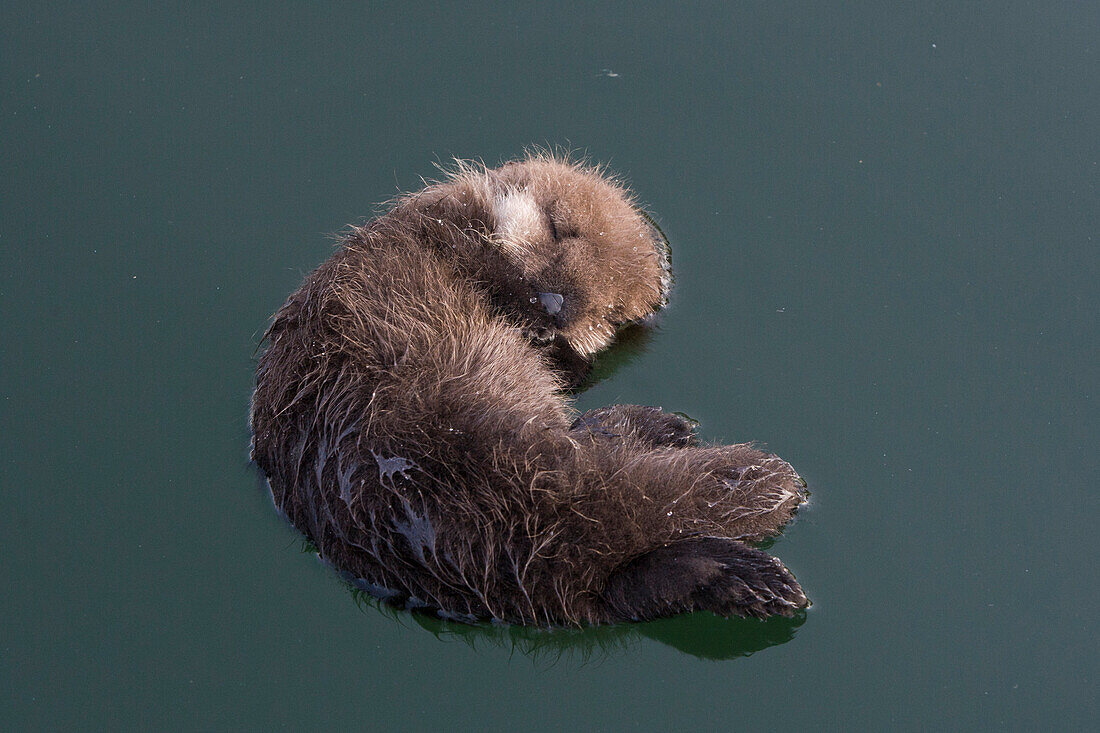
[571,405,698,448]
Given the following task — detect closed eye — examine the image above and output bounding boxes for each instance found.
[547,206,578,241]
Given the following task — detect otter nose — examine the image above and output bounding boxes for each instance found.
[537,292,564,317]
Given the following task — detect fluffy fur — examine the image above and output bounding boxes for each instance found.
[250,154,808,626]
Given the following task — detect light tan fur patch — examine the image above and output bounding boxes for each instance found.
[491,189,545,258]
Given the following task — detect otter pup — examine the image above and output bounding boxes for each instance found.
[250,154,809,625]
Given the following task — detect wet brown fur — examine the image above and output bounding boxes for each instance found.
[250,154,809,625]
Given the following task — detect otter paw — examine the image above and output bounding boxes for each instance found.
[571,405,698,448]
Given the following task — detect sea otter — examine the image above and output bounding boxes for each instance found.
[250,154,809,625]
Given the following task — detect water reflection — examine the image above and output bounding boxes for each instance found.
[349,585,805,662]
[569,322,656,393]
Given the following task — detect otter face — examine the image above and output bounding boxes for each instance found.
[482,157,671,357]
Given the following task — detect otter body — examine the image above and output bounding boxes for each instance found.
[250,156,808,625]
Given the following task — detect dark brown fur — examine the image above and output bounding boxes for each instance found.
[250,154,808,625]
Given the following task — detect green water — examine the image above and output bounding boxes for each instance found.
[2,2,1096,729]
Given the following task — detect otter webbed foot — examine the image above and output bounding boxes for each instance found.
[602,536,807,621]
[571,405,698,448]
[572,411,807,541]
[700,446,808,542]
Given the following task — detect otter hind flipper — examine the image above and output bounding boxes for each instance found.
[602,537,808,621]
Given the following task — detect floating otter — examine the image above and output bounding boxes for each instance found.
[250,155,809,625]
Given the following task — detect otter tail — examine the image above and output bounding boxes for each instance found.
[601,537,808,621]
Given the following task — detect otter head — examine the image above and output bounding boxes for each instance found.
[471,156,671,359]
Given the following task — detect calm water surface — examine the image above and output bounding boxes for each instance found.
[2,2,1096,729]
